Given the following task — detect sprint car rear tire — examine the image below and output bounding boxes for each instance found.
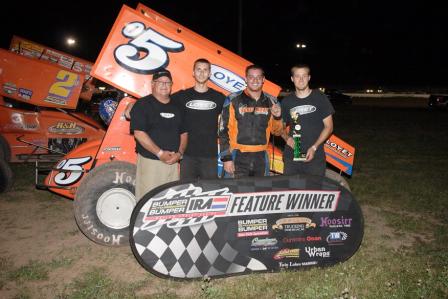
[0,158,13,193]
[0,135,11,162]
[325,168,351,191]
[74,161,136,246]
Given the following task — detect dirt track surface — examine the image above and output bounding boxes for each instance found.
[0,169,184,298]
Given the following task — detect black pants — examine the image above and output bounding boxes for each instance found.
[180,155,218,180]
[234,150,268,178]
[283,154,326,177]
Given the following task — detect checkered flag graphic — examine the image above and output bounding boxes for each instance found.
[133,212,267,278]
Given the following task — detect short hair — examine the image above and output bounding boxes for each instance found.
[290,64,311,76]
[193,58,211,70]
[245,64,265,77]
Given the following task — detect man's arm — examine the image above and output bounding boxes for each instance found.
[178,132,188,156]
[219,97,232,159]
[134,130,175,163]
[271,118,284,136]
[166,132,188,164]
[281,124,295,149]
[219,96,235,174]
[305,115,334,162]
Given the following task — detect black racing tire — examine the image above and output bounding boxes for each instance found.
[0,134,11,162]
[0,158,13,193]
[325,168,351,191]
[74,161,136,246]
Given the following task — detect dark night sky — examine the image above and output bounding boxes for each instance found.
[2,0,447,90]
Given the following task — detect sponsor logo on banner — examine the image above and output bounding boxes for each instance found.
[326,231,348,245]
[210,64,246,93]
[282,235,322,243]
[49,122,85,134]
[186,100,217,110]
[320,216,352,228]
[251,237,278,247]
[250,237,278,251]
[272,217,316,232]
[305,246,331,258]
[18,88,33,100]
[237,219,269,237]
[273,248,300,260]
[278,260,318,268]
[140,185,340,230]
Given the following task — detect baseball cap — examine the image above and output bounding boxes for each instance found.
[152,69,172,81]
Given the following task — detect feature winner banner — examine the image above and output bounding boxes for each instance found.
[130,174,363,279]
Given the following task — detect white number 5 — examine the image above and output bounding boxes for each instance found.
[54,156,92,186]
[114,21,184,74]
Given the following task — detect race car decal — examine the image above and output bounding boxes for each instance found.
[114,21,184,74]
[54,156,91,186]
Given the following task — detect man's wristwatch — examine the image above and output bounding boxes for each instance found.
[177,152,184,160]
[221,155,232,162]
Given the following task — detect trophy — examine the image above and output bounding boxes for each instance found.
[291,112,306,161]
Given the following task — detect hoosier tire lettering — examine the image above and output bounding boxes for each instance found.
[74,161,136,247]
[81,214,124,245]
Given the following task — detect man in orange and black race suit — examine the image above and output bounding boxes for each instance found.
[219,64,283,178]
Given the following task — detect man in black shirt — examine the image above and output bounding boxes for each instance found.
[130,69,187,199]
[281,64,334,177]
[171,58,225,179]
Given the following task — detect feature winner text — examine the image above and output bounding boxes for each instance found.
[228,190,340,216]
[144,189,340,222]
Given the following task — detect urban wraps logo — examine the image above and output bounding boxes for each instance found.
[140,185,340,230]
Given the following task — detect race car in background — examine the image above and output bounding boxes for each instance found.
[39,3,356,247]
[0,37,106,192]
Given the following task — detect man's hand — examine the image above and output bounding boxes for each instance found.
[271,103,281,118]
[160,151,177,164]
[165,152,182,164]
[223,161,235,175]
[305,146,317,162]
[285,136,295,149]
[124,102,134,120]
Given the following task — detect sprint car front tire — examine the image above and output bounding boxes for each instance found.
[0,135,11,162]
[74,161,136,246]
[0,158,13,193]
[325,168,351,191]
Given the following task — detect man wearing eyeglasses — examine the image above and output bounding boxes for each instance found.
[130,69,187,199]
[219,65,283,178]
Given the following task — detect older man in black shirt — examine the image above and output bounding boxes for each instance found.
[130,69,187,199]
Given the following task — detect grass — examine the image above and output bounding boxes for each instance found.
[1,103,448,298]
[8,261,48,282]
